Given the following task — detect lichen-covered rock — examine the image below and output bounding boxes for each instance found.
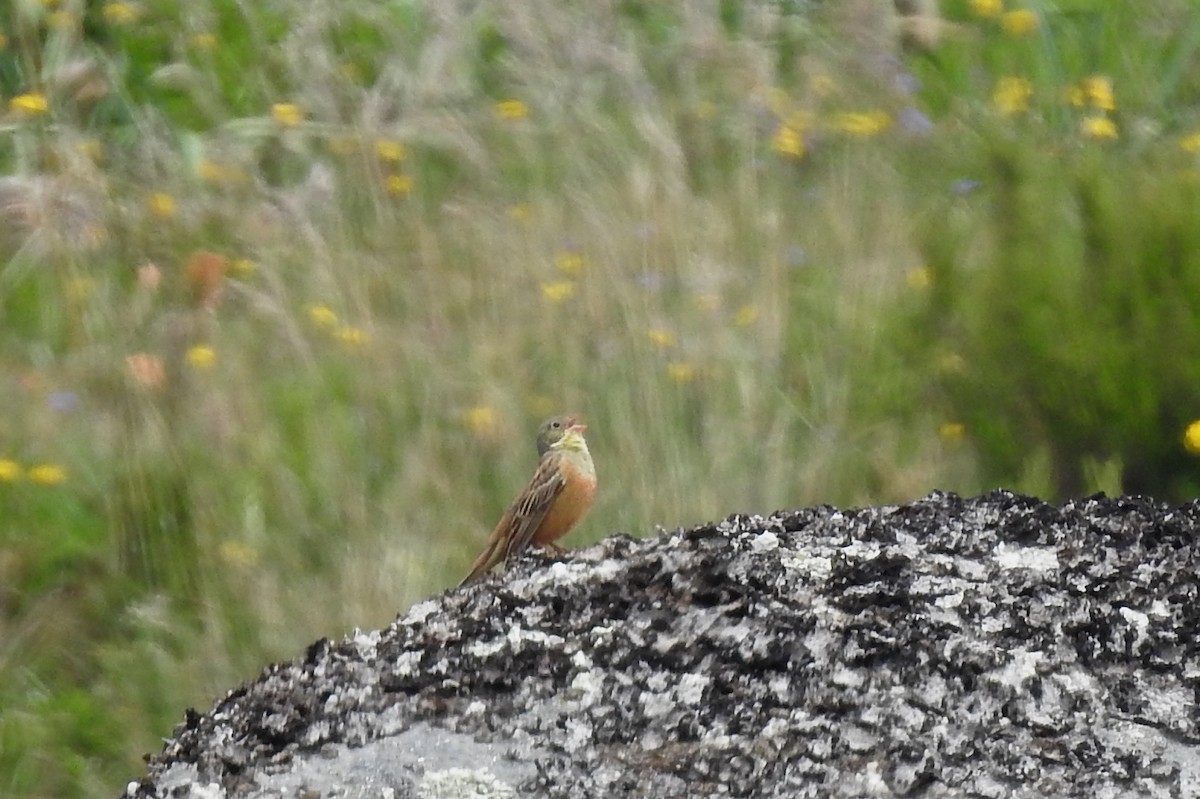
[125,491,1200,798]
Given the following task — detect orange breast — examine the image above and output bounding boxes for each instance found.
[531,462,596,545]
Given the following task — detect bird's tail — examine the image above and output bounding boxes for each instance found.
[457,539,503,587]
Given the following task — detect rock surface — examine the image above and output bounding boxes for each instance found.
[126,491,1200,798]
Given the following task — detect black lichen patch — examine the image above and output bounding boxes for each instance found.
[128,491,1200,798]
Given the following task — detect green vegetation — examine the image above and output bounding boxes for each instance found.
[3,0,1200,795]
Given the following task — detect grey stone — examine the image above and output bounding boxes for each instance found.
[123,490,1200,798]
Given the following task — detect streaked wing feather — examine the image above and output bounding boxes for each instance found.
[503,457,567,561]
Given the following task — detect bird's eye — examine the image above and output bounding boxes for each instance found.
[551,421,561,428]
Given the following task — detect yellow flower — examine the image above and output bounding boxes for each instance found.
[1080,115,1117,140]
[1083,76,1115,111]
[834,111,892,137]
[385,174,412,195]
[375,139,406,162]
[772,125,805,158]
[230,259,256,277]
[0,33,8,51]
[495,99,530,120]
[190,33,217,51]
[1001,9,1037,36]
[335,326,369,347]
[76,139,103,160]
[10,93,49,117]
[198,160,245,184]
[65,276,95,302]
[540,281,576,303]
[906,266,933,289]
[272,103,304,127]
[307,305,338,328]
[992,76,1032,115]
[47,10,76,29]
[27,464,67,485]
[463,406,499,439]
[1180,132,1200,153]
[734,305,759,326]
[147,192,176,218]
[970,0,1003,18]
[1185,420,1200,455]
[938,422,967,444]
[0,459,22,482]
[666,362,698,383]
[186,345,217,370]
[508,203,532,224]
[556,252,585,276]
[937,352,966,374]
[102,2,139,23]
[218,539,260,568]
[646,328,675,349]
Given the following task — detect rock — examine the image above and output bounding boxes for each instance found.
[124,490,1200,798]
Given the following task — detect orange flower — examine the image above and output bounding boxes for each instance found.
[186,251,227,310]
[127,352,166,389]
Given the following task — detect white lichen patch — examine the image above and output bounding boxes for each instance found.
[993,543,1059,572]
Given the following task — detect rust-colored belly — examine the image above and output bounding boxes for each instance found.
[531,465,596,546]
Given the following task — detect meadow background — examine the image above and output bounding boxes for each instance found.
[3,0,1200,795]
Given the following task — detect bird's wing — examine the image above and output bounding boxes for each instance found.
[502,454,568,560]
[458,454,566,586]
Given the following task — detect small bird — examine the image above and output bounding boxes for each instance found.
[459,414,597,586]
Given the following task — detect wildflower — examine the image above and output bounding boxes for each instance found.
[272,103,304,127]
[694,100,717,120]
[734,305,759,326]
[1185,420,1200,455]
[1083,76,1115,111]
[65,276,95,303]
[385,174,412,196]
[375,139,406,162]
[970,0,1003,18]
[938,422,967,444]
[992,76,1032,115]
[0,459,21,482]
[540,281,576,303]
[126,353,166,389]
[937,352,966,374]
[1180,132,1200,153]
[230,258,256,277]
[47,11,76,29]
[556,252,585,276]
[1001,9,1037,36]
[147,192,176,218]
[137,263,161,290]
[495,99,530,120]
[77,139,103,160]
[772,126,805,158]
[186,345,217,370]
[0,33,8,51]
[198,160,241,184]
[9,93,49,117]
[834,111,892,137]
[508,204,532,224]
[906,267,933,289]
[190,33,217,51]
[335,326,369,347]
[464,406,499,439]
[666,362,698,383]
[102,2,139,23]
[27,464,67,485]
[186,251,226,310]
[218,539,260,568]
[646,329,675,349]
[307,305,338,328]
[1080,116,1118,140]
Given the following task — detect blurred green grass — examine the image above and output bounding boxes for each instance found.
[3,0,1200,795]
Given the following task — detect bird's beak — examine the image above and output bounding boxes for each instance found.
[567,415,586,433]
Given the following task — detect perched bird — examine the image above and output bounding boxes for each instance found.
[459,414,596,586]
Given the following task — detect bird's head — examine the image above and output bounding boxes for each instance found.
[536,414,588,456]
